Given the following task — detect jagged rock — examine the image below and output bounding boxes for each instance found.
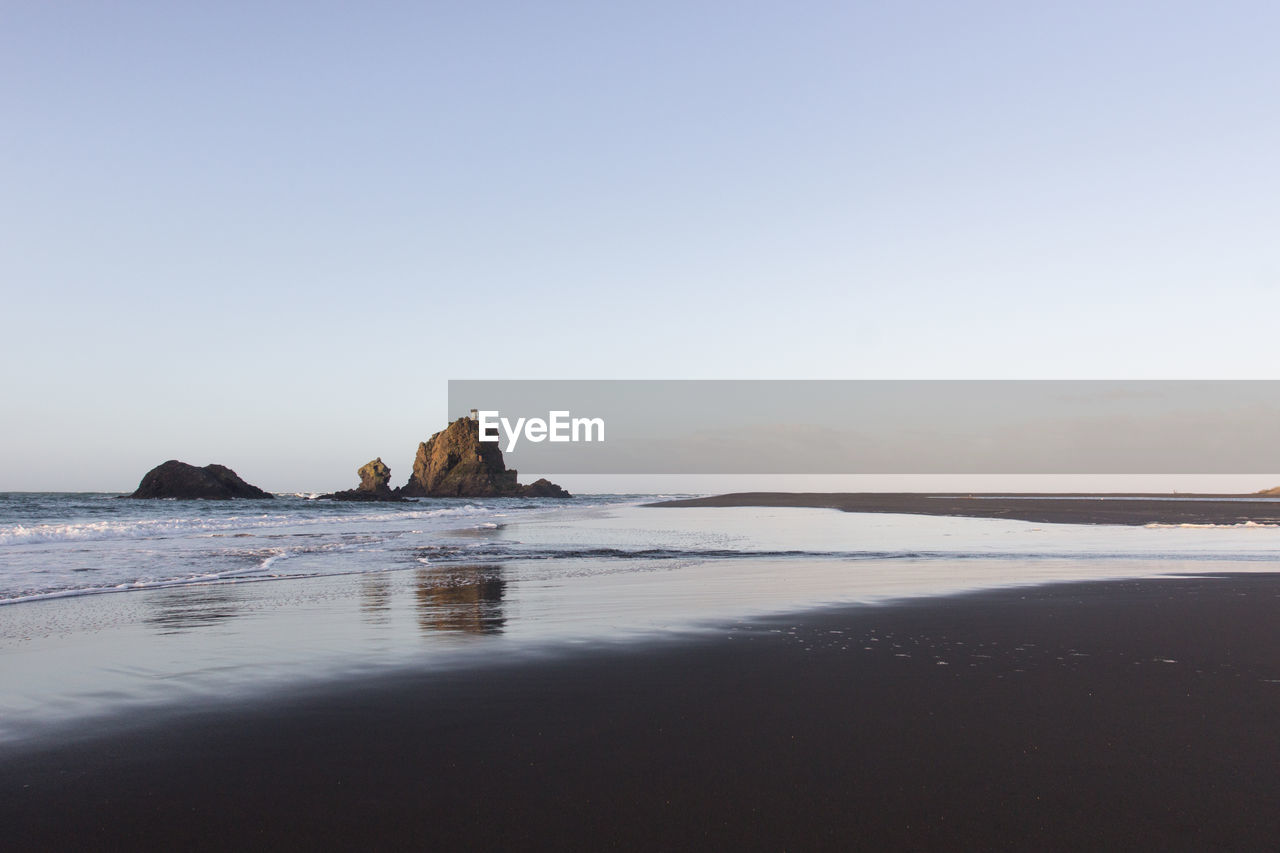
[321,457,407,502]
[129,461,273,500]
[400,418,514,497]
[358,458,392,492]
[399,418,571,498]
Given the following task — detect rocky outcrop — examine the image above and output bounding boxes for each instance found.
[358,458,392,492]
[320,457,407,502]
[399,418,571,498]
[519,478,572,498]
[129,461,274,499]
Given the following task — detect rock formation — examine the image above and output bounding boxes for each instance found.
[320,457,406,502]
[358,458,392,492]
[520,478,573,497]
[129,461,274,499]
[399,418,571,498]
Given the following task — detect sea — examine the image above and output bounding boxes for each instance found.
[0,492,647,605]
[3,492,1280,743]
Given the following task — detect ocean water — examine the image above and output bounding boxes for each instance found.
[4,493,1280,743]
[0,492,647,604]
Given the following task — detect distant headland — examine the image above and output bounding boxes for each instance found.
[128,416,571,500]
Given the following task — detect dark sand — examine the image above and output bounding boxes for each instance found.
[650,491,1280,526]
[5,575,1280,850]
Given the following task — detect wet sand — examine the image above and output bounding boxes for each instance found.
[4,574,1280,850]
[650,492,1280,526]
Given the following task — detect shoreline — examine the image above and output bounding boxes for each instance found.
[649,491,1280,525]
[5,574,1280,850]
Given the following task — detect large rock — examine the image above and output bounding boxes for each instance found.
[399,418,571,498]
[129,461,273,500]
[320,457,406,502]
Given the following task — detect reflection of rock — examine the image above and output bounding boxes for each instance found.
[129,461,273,500]
[145,587,242,633]
[321,457,407,502]
[414,566,505,634]
[359,574,393,624]
[400,418,570,498]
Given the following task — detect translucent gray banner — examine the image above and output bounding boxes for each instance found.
[446,380,1280,474]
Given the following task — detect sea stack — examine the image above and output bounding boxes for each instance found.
[358,458,392,493]
[400,417,571,498]
[320,457,406,502]
[128,461,274,499]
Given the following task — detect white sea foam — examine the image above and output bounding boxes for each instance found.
[0,504,495,546]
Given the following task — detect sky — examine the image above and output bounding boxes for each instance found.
[3,1,1279,491]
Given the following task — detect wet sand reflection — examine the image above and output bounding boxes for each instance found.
[359,573,393,624]
[414,565,505,635]
[144,586,243,634]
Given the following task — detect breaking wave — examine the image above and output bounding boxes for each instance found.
[0,505,497,546]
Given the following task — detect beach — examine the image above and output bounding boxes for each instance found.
[5,497,1280,849]
[5,573,1280,850]
[651,492,1280,526]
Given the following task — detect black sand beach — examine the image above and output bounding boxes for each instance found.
[651,492,1280,526]
[5,574,1280,851]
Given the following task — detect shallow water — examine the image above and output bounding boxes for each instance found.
[3,499,1280,743]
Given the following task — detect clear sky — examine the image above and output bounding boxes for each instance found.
[3,2,1279,491]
